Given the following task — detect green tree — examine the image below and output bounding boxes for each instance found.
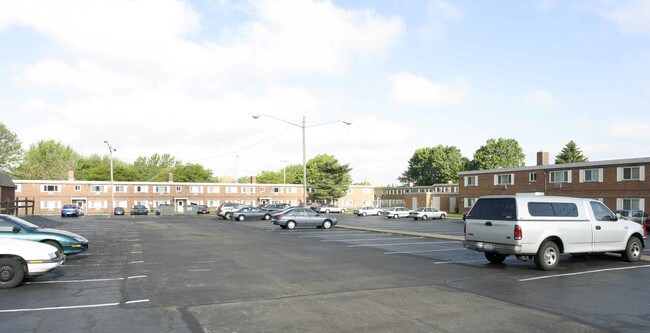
[306,154,352,201]
[0,122,23,173]
[256,163,302,184]
[14,140,80,180]
[256,170,283,184]
[555,140,588,164]
[159,163,215,183]
[76,154,139,181]
[470,138,526,170]
[398,145,465,185]
[132,153,179,181]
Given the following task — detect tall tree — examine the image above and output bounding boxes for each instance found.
[306,154,352,201]
[0,122,23,174]
[163,163,215,182]
[14,140,80,180]
[471,138,526,170]
[399,145,465,185]
[555,140,588,164]
[256,163,302,184]
[132,153,179,181]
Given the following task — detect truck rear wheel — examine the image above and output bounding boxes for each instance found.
[485,252,507,264]
[534,241,560,271]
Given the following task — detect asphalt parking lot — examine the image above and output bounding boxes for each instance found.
[2,213,650,332]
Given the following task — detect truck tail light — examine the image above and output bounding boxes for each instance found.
[514,225,522,240]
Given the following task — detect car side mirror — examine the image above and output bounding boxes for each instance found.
[462,213,467,222]
[12,226,21,233]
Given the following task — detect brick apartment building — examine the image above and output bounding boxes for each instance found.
[13,172,375,215]
[458,152,649,214]
[375,183,459,212]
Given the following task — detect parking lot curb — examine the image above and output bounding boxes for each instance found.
[336,224,464,242]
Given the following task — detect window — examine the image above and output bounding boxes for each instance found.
[617,198,645,211]
[135,185,148,193]
[115,200,127,208]
[464,176,478,187]
[529,173,537,182]
[618,166,645,181]
[464,198,477,208]
[590,201,615,221]
[154,186,169,194]
[40,201,61,209]
[466,198,516,220]
[260,187,265,193]
[580,169,602,183]
[287,187,298,194]
[41,185,60,192]
[88,201,108,209]
[189,186,203,194]
[176,186,183,193]
[549,170,571,183]
[208,200,221,207]
[347,188,354,195]
[91,185,106,192]
[272,187,283,193]
[114,185,127,193]
[208,186,220,194]
[528,202,578,217]
[226,187,238,194]
[494,174,514,185]
[242,187,255,194]
[74,185,81,191]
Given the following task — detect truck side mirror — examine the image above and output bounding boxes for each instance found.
[462,213,467,222]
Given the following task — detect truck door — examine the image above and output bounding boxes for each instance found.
[590,201,628,252]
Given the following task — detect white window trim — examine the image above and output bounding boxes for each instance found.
[464,176,478,187]
[493,174,514,186]
[617,166,645,181]
[549,170,572,183]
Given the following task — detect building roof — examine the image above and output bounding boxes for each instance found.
[0,173,16,188]
[458,157,650,176]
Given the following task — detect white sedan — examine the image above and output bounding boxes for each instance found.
[384,207,411,219]
[0,238,65,289]
[408,207,447,220]
[354,207,383,216]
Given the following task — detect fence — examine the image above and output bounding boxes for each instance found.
[0,197,35,215]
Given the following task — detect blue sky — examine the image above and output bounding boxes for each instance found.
[1,0,649,185]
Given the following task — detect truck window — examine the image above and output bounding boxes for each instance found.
[590,201,616,221]
[466,198,516,220]
[528,202,578,217]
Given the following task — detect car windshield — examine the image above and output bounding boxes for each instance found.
[2,215,40,229]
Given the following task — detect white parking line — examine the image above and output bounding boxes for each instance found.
[299,233,368,238]
[25,275,147,284]
[129,261,144,264]
[384,248,466,254]
[322,237,422,242]
[348,241,438,247]
[0,299,150,313]
[518,264,650,282]
[434,260,486,265]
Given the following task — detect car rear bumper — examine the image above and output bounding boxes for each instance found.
[463,240,523,255]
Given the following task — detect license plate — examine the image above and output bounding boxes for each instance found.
[483,243,495,251]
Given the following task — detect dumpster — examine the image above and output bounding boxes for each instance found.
[183,205,198,216]
[157,204,174,216]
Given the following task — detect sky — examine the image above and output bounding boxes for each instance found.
[1,0,649,185]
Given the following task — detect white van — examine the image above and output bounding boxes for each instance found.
[463,194,646,270]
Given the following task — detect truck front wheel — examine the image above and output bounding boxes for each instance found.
[622,236,642,262]
[534,241,560,271]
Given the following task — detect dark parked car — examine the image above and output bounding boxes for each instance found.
[272,207,337,230]
[262,203,291,212]
[130,205,149,215]
[196,205,210,214]
[0,214,89,255]
[113,207,125,215]
[217,202,245,219]
[61,204,84,217]
[231,206,273,221]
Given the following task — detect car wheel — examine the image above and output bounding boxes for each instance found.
[341,209,346,213]
[43,240,64,255]
[622,236,642,262]
[0,258,25,289]
[325,209,330,214]
[439,214,446,219]
[264,214,271,220]
[534,241,560,271]
[422,215,428,220]
[377,211,382,216]
[224,212,232,220]
[362,212,367,216]
[286,221,296,230]
[237,215,245,221]
[485,252,507,264]
[322,220,332,229]
[413,218,418,221]
[393,214,398,219]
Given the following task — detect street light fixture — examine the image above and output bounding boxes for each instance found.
[103,141,116,214]
[252,114,351,207]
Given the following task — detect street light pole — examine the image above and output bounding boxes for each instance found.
[252,114,351,207]
[103,141,116,214]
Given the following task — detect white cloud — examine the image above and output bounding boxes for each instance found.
[522,89,558,108]
[427,0,464,21]
[389,71,465,107]
[602,0,650,34]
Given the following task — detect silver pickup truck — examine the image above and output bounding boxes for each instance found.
[463,194,646,270]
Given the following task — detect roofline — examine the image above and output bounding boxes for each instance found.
[458,156,650,176]
[12,180,374,188]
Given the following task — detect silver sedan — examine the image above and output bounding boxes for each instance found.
[272,207,338,230]
[408,207,447,220]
